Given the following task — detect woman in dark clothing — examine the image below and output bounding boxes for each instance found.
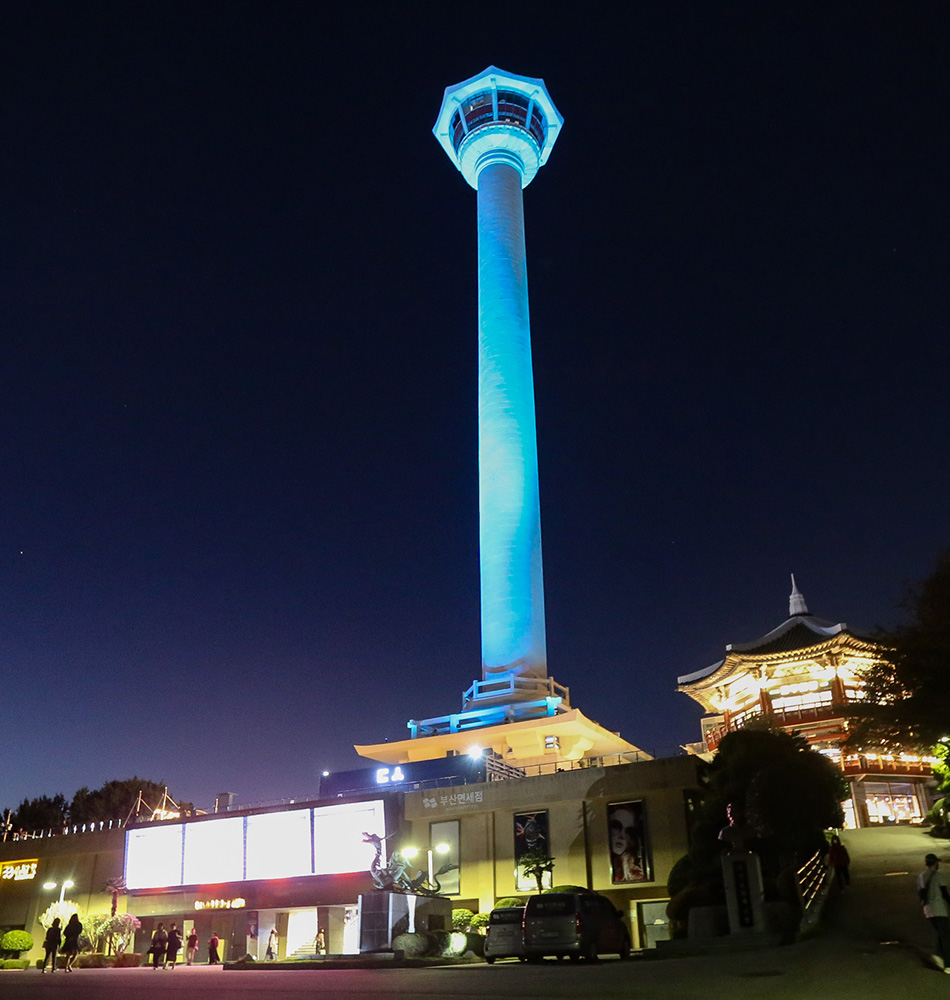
[150,922,168,969]
[41,918,62,973]
[829,835,851,888]
[62,913,83,971]
[164,923,182,969]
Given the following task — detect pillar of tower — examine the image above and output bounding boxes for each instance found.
[433,67,563,693]
[477,159,546,680]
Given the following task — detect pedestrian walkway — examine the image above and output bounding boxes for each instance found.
[788,824,950,986]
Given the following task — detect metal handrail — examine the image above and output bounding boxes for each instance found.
[796,849,828,915]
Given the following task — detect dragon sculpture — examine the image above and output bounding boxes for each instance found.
[362,831,458,896]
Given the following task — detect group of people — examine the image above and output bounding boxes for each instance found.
[148,924,209,967]
[40,913,82,972]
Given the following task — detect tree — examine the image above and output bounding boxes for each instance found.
[103,877,127,917]
[104,913,140,955]
[81,914,112,953]
[70,778,171,825]
[8,794,67,832]
[667,725,847,916]
[710,726,845,856]
[519,849,555,894]
[39,900,80,930]
[846,551,950,751]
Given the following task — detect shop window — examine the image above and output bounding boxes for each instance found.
[863,781,922,823]
[429,819,460,895]
[637,901,669,948]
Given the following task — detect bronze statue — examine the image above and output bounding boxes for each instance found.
[718,803,755,854]
[361,831,457,896]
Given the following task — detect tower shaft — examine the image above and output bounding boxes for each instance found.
[477,161,546,681]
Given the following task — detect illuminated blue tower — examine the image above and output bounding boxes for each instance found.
[355,69,643,762]
[432,67,566,725]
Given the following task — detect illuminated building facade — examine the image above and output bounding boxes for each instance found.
[0,755,701,961]
[677,578,934,827]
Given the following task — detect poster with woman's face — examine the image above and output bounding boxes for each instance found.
[607,800,651,884]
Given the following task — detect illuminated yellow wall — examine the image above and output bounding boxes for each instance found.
[0,829,125,962]
[403,756,700,917]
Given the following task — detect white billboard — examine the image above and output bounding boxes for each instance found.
[124,798,387,889]
[125,823,184,889]
[313,799,385,876]
[245,808,312,880]
[183,815,244,885]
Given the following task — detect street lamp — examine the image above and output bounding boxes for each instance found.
[402,843,450,887]
[43,880,75,904]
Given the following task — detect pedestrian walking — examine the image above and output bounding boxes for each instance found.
[919,852,950,973]
[208,931,220,964]
[62,913,83,971]
[164,922,182,969]
[40,918,62,973]
[266,927,278,960]
[829,834,851,888]
[185,927,199,965]
[150,922,168,970]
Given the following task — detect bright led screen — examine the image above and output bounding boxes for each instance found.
[183,816,244,885]
[125,824,184,890]
[245,809,312,880]
[313,799,385,875]
[124,799,386,889]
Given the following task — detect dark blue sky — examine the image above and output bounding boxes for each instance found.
[2,2,948,814]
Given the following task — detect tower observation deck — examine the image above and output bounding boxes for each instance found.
[431,67,564,728]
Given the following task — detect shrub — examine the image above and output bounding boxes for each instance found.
[429,930,454,956]
[494,897,524,908]
[392,932,430,957]
[463,931,484,957]
[470,912,489,932]
[451,908,476,931]
[2,959,31,970]
[445,932,469,957]
[0,930,33,956]
[114,952,144,968]
[76,953,114,968]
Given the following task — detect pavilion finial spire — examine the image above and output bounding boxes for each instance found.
[789,573,809,616]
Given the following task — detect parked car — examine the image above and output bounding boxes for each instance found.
[484,906,526,963]
[523,891,631,962]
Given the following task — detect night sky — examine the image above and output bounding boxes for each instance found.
[3,3,948,815]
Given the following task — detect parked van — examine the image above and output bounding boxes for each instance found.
[523,892,631,962]
[484,906,526,963]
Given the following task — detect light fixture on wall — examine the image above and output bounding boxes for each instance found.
[42,879,75,903]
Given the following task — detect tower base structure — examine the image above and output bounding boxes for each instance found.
[355,707,646,771]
